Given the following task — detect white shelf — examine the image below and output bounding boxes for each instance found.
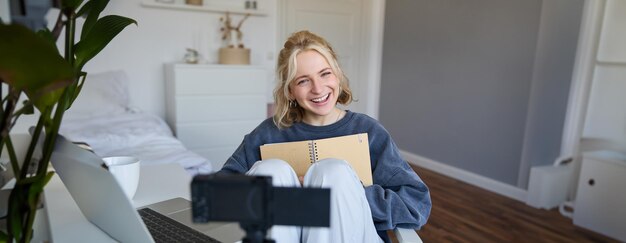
[141,0,268,16]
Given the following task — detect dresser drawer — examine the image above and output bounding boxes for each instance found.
[175,120,261,149]
[175,95,266,123]
[173,67,266,95]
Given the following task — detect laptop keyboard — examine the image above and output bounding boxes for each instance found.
[138,207,222,243]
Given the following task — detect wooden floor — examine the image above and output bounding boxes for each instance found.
[389,165,619,243]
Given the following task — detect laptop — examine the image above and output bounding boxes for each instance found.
[49,134,244,243]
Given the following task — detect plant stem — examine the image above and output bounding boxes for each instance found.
[34,9,76,178]
[36,94,67,176]
[0,88,21,180]
[21,193,40,243]
[64,10,76,65]
[9,101,33,126]
[21,88,70,241]
[6,184,23,242]
[0,83,4,158]
[4,137,21,180]
[20,94,70,242]
[0,88,19,148]
[51,9,64,41]
[19,110,48,179]
[21,208,33,243]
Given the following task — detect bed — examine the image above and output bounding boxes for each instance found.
[58,70,213,175]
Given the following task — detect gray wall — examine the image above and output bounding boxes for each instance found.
[518,0,585,188]
[379,0,583,187]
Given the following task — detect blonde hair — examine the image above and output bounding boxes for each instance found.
[273,30,353,129]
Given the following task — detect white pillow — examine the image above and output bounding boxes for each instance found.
[65,70,130,119]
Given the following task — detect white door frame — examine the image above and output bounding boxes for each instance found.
[360,0,385,119]
[560,0,603,157]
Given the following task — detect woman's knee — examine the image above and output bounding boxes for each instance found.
[248,159,291,175]
[310,158,353,174]
[247,159,298,186]
[306,158,359,184]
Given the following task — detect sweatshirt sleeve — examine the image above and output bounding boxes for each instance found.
[217,129,261,174]
[218,134,255,174]
[218,119,275,174]
[364,128,431,231]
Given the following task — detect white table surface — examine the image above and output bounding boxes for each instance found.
[43,163,191,242]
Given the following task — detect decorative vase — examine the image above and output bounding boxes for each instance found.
[219,47,250,65]
[184,48,200,64]
[218,47,250,65]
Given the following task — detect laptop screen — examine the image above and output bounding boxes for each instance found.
[50,135,154,243]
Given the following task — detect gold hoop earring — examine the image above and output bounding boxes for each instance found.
[289,100,297,108]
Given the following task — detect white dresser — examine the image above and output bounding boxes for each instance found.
[165,63,267,169]
[573,150,626,242]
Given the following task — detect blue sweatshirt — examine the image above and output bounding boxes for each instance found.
[219,110,431,239]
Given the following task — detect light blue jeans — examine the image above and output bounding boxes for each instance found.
[247,158,383,243]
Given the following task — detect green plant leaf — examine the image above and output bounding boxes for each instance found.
[7,185,26,240]
[35,89,69,112]
[0,230,8,241]
[8,208,22,239]
[0,24,74,111]
[76,0,93,17]
[36,28,58,51]
[43,171,55,185]
[62,0,85,10]
[21,100,35,115]
[78,0,110,41]
[68,72,87,108]
[74,15,136,70]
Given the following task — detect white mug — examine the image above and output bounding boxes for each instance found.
[103,156,140,199]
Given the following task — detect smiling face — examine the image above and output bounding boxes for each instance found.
[289,50,341,125]
[273,31,353,129]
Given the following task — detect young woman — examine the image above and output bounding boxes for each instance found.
[219,30,431,243]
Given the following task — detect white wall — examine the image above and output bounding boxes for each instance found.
[517,0,584,188]
[54,0,278,118]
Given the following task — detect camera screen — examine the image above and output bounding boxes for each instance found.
[192,174,272,225]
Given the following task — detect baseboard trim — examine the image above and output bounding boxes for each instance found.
[400,150,528,202]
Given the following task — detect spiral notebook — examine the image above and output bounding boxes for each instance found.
[259,133,373,186]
